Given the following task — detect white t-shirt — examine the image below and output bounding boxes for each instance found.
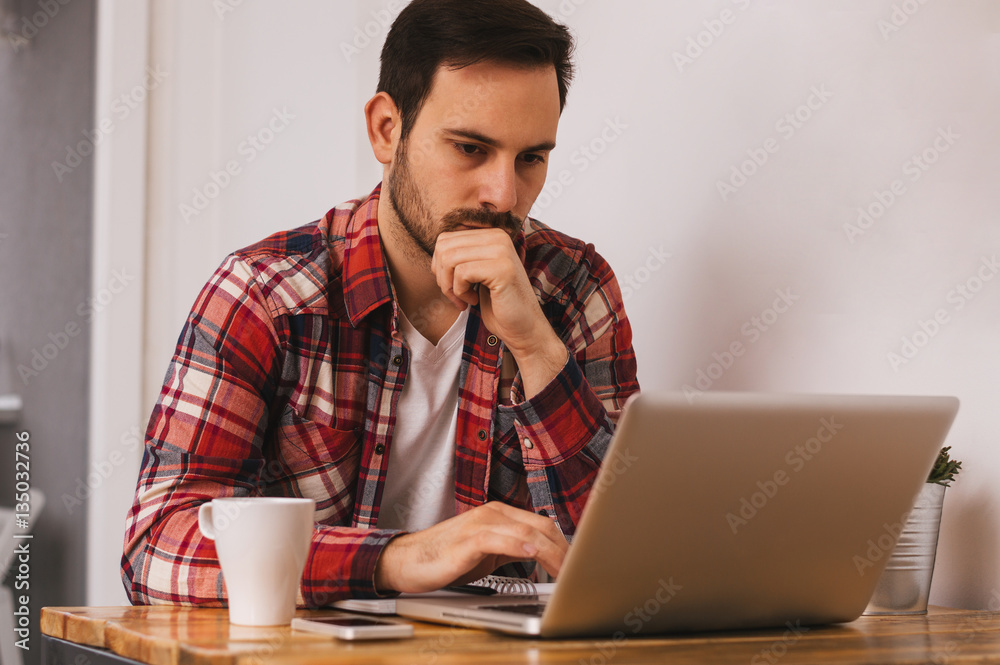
[376,307,469,531]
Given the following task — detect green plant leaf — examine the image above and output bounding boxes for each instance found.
[928,446,962,486]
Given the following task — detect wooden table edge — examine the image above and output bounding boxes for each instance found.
[38,604,990,665]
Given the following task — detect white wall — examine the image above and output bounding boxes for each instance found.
[91,0,1000,609]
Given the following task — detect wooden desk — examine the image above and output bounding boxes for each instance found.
[40,605,1000,665]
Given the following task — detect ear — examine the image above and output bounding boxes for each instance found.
[365,92,400,165]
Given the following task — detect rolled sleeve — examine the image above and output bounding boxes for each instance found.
[302,527,404,605]
[501,353,610,469]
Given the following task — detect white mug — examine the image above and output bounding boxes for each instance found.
[198,497,315,626]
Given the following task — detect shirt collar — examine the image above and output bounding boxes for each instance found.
[342,184,394,327]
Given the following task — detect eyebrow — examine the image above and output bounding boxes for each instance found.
[446,129,556,154]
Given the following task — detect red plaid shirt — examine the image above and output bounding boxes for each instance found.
[121,186,639,607]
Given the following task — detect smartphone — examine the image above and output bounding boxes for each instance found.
[290,616,414,641]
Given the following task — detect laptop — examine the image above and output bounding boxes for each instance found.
[395,391,959,638]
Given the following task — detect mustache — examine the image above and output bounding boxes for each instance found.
[440,208,523,237]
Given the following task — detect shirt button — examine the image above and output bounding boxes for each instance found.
[392,355,402,366]
[375,444,385,455]
[477,429,488,441]
[487,335,499,347]
[523,438,534,450]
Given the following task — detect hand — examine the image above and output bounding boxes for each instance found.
[431,228,541,348]
[431,228,567,396]
[373,502,569,594]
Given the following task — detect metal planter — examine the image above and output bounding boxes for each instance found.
[864,483,946,615]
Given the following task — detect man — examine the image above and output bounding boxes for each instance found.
[122,0,638,606]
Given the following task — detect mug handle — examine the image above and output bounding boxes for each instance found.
[198,502,216,540]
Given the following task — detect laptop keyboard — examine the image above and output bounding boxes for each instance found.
[476,603,548,616]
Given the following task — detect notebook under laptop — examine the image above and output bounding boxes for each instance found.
[395,391,959,638]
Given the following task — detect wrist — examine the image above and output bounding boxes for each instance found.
[373,534,407,595]
[509,330,568,400]
[513,334,567,371]
[505,319,563,361]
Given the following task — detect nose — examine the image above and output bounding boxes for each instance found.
[478,156,518,214]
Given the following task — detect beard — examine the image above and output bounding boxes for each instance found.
[387,140,523,258]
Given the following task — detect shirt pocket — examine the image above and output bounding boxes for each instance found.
[273,407,363,525]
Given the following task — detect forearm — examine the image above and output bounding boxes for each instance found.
[508,324,569,400]
[123,492,402,606]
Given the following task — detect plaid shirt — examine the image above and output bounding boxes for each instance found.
[121,185,639,607]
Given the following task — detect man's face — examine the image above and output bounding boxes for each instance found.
[385,60,561,257]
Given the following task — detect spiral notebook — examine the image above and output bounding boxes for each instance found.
[334,575,555,615]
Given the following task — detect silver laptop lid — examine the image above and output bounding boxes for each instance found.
[541,392,959,637]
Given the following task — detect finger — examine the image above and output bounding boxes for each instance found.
[472,505,569,576]
[431,251,468,310]
[437,227,513,248]
[432,237,518,310]
[433,233,511,283]
[435,239,508,271]
[484,502,570,555]
[436,276,472,310]
[434,243,504,275]
[530,543,564,580]
[452,262,496,306]
[481,522,567,579]
[442,290,470,311]
[431,248,451,292]
[467,530,551,567]
[455,504,567,559]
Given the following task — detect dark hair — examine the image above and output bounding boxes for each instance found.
[378,0,575,139]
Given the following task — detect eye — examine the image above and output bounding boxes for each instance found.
[520,153,546,166]
[453,143,484,157]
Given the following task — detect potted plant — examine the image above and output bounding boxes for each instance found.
[864,447,962,615]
